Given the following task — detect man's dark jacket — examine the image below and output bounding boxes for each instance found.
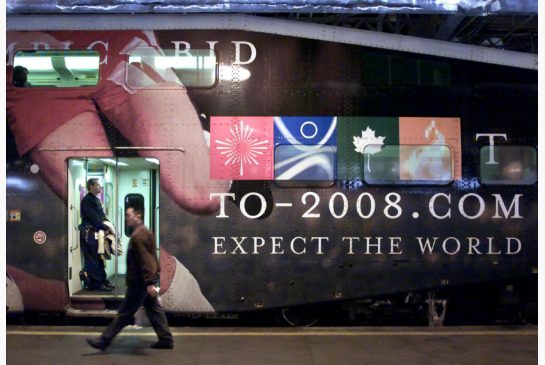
[126,225,160,286]
[80,192,108,231]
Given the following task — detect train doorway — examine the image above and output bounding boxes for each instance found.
[67,157,160,298]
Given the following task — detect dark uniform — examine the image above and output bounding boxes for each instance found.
[79,192,109,290]
[100,224,173,346]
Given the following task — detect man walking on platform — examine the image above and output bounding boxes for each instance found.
[86,207,174,351]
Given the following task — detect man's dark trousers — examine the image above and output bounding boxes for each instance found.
[80,230,107,289]
[101,282,173,344]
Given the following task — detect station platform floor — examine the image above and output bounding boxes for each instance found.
[6,325,537,365]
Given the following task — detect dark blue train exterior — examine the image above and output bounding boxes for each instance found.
[6,23,537,320]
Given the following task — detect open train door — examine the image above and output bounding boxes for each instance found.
[67,157,160,315]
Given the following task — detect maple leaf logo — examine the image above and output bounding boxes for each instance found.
[353,127,386,172]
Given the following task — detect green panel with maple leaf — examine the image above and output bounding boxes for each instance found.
[337,117,399,180]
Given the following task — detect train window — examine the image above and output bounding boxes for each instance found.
[12,50,100,88]
[480,146,537,185]
[361,53,450,87]
[274,144,336,187]
[363,145,452,185]
[361,53,390,86]
[124,194,145,237]
[418,59,451,86]
[127,48,216,89]
[391,56,418,86]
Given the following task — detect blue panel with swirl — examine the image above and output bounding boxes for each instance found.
[274,117,337,180]
[274,116,337,146]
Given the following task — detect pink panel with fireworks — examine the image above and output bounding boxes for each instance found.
[210,116,274,180]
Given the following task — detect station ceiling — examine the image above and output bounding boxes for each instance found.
[263,13,538,54]
[6,0,538,54]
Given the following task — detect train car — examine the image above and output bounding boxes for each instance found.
[6,14,537,324]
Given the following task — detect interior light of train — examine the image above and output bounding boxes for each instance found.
[64,56,100,70]
[219,65,251,82]
[128,56,142,64]
[100,159,129,166]
[14,53,100,72]
[145,158,160,165]
[14,57,54,71]
[153,56,216,69]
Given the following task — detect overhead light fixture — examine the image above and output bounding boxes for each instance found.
[153,55,216,70]
[145,158,160,165]
[100,158,129,166]
[14,57,54,71]
[65,56,100,70]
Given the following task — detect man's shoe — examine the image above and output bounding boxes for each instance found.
[95,284,113,292]
[150,340,174,349]
[104,281,115,289]
[86,337,110,351]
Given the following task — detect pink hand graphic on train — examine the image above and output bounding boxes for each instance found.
[6,30,229,311]
[7,30,229,214]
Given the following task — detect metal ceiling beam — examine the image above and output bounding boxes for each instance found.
[435,15,465,41]
[494,15,534,47]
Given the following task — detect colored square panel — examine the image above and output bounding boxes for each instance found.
[274,117,337,146]
[337,117,399,180]
[274,144,337,181]
[210,116,274,180]
[363,145,452,184]
[399,117,461,180]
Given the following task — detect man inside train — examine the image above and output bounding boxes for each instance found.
[79,178,114,291]
[12,65,30,87]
